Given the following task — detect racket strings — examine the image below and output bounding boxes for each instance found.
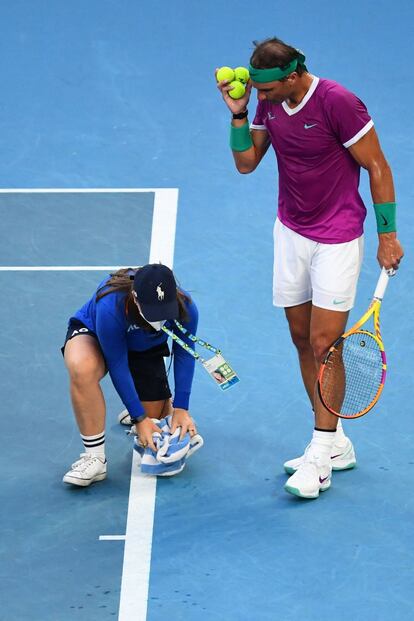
[320,332,384,416]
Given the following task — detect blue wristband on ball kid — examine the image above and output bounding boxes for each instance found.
[230,123,253,152]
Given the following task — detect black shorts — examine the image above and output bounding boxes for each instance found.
[128,343,172,402]
[61,319,172,402]
[61,319,100,355]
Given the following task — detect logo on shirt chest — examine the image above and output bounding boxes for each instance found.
[127,324,141,333]
[267,111,276,121]
[304,123,317,129]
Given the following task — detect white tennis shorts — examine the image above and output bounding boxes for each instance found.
[273,219,364,311]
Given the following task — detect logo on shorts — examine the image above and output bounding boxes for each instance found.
[333,299,345,305]
[71,327,89,336]
[156,284,164,301]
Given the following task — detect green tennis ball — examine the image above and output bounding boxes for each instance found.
[228,80,246,100]
[234,66,250,84]
[216,66,235,83]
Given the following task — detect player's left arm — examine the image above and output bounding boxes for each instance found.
[348,127,404,271]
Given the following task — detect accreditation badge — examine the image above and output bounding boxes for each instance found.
[202,353,240,391]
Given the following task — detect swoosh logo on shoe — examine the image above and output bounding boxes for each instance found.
[331,453,344,460]
[304,123,317,129]
[319,475,329,484]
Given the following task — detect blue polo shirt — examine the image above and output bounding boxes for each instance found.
[69,276,198,419]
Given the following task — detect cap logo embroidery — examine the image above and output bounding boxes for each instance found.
[156,284,164,301]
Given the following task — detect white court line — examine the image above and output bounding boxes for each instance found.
[0,266,124,271]
[118,188,178,621]
[0,188,178,273]
[0,188,174,193]
[0,188,179,621]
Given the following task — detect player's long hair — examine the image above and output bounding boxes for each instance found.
[250,37,307,76]
[95,267,190,329]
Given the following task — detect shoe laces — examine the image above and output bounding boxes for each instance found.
[300,455,331,475]
[302,444,324,466]
[71,453,101,472]
[296,459,320,475]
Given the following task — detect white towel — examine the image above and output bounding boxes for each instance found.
[132,415,203,476]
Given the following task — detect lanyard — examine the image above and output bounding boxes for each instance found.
[161,320,221,363]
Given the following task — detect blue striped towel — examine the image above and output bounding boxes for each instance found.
[133,415,204,476]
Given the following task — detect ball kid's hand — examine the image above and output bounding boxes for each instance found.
[136,417,161,452]
[170,408,197,440]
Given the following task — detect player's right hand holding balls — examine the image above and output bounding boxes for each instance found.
[216,65,251,113]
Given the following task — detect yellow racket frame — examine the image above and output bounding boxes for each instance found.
[317,269,392,419]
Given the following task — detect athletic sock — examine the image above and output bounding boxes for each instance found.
[81,431,106,458]
[334,418,347,445]
[308,429,336,464]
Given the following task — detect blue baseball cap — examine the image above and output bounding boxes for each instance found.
[133,264,179,321]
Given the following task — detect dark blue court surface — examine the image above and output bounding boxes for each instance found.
[1,2,413,620]
[0,191,154,266]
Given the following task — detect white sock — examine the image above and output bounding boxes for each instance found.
[81,431,105,458]
[335,419,347,444]
[308,429,336,464]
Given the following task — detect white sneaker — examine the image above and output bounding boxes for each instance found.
[118,409,132,425]
[283,437,356,474]
[284,459,332,499]
[63,453,107,487]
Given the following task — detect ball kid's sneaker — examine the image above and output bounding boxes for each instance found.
[63,453,107,487]
[118,409,132,425]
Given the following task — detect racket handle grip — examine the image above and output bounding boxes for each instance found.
[374,267,394,300]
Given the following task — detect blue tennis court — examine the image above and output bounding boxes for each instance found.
[1,2,413,620]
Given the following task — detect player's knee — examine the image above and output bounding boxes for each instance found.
[290,330,311,356]
[67,356,104,386]
[310,334,331,364]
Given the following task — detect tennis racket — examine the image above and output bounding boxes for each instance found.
[317,267,395,419]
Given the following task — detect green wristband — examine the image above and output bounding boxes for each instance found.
[373,202,397,233]
[230,123,253,152]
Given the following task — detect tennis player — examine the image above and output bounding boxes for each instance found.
[62,263,198,487]
[217,37,404,498]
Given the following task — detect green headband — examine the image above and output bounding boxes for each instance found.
[249,53,307,83]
